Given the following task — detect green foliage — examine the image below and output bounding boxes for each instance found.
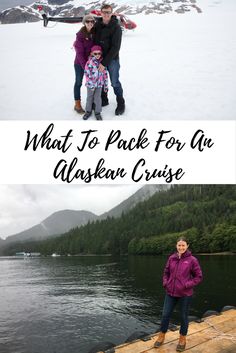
[1,185,236,256]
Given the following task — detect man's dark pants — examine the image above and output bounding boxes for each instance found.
[106,59,123,98]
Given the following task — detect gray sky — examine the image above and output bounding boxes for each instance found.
[0,185,141,239]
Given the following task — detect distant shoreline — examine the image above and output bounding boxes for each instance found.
[1,252,236,258]
[197,252,235,256]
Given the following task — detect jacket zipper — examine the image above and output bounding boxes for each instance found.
[172,257,180,296]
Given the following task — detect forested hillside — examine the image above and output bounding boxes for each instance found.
[2,185,236,256]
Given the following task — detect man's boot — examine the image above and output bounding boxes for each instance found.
[153,332,166,348]
[74,100,85,114]
[101,91,109,107]
[176,335,186,352]
[115,96,125,115]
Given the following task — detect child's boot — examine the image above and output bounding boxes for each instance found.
[154,332,165,348]
[176,335,186,352]
[95,112,103,121]
[83,111,92,120]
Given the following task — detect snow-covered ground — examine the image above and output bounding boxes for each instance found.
[0,1,235,120]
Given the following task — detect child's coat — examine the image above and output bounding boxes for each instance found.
[84,56,108,92]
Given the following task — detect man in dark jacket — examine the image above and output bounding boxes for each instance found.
[94,4,125,115]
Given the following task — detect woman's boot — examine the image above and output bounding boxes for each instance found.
[176,335,186,352]
[74,100,85,114]
[154,332,165,348]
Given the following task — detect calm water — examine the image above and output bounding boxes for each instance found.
[0,255,235,353]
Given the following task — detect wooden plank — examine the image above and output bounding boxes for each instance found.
[114,310,236,353]
[115,322,210,353]
[204,317,236,334]
[147,319,236,352]
[141,318,236,353]
[205,309,236,323]
[187,327,236,353]
[143,326,236,353]
[115,330,180,353]
[146,330,213,353]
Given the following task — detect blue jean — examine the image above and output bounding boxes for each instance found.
[107,59,123,97]
[74,63,84,100]
[160,294,192,336]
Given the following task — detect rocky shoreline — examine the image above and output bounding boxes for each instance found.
[0,0,202,25]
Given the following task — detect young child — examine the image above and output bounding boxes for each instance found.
[83,45,108,120]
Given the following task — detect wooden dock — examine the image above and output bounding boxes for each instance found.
[109,309,236,353]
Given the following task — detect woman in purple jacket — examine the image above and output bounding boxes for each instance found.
[73,14,95,114]
[154,237,202,352]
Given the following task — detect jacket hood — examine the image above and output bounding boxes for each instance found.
[173,250,192,259]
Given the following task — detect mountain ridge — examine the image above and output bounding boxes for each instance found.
[0,185,169,246]
[2,185,235,256]
[3,209,98,244]
[0,1,202,24]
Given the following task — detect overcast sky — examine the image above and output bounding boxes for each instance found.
[0,185,142,239]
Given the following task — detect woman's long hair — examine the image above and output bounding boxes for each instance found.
[79,25,95,40]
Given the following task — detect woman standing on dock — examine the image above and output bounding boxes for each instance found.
[154,237,203,352]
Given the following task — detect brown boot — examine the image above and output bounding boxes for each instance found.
[154,332,165,348]
[176,335,186,352]
[74,100,85,114]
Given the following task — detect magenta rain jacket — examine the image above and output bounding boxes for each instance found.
[163,250,203,297]
[74,31,94,69]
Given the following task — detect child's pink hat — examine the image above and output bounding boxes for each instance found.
[91,45,102,53]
